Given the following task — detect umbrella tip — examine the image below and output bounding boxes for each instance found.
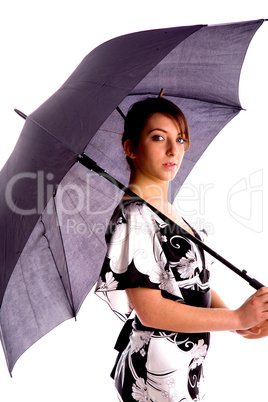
[14,109,27,120]
[158,88,165,98]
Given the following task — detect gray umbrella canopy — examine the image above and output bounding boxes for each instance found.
[0,19,265,373]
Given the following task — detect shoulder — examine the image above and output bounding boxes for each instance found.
[123,201,151,219]
[121,200,166,228]
[107,200,166,239]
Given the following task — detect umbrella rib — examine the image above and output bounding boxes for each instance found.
[0,322,11,376]
[28,116,78,155]
[128,92,244,111]
[18,259,42,329]
[52,198,78,316]
[40,205,76,318]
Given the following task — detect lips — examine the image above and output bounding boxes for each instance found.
[163,162,177,170]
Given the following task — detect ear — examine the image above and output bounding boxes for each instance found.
[123,139,136,159]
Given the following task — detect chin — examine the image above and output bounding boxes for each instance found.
[164,171,178,182]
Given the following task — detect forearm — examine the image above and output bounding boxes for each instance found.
[211,289,229,309]
[153,300,238,333]
[127,287,239,333]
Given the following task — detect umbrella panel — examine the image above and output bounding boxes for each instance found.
[131,20,262,107]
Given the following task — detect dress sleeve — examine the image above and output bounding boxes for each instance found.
[95,202,167,321]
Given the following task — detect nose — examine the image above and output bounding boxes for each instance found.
[166,139,179,156]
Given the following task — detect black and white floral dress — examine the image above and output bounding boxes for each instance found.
[95,200,213,402]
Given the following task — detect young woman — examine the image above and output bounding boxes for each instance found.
[95,97,268,401]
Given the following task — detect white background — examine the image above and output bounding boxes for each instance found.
[0,1,268,401]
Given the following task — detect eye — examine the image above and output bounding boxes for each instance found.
[152,135,164,141]
[177,137,186,145]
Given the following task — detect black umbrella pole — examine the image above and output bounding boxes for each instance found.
[78,154,265,290]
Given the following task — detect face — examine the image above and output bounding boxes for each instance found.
[126,113,185,184]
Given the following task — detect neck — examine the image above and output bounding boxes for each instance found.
[125,169,195,237]
[127,170,170,211]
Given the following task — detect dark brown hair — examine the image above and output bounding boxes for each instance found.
[122,97,190,167]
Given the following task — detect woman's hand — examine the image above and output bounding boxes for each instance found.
[235,287,268,331]
[237,320,268,339]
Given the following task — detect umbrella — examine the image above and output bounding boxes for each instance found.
[0,19,266,374]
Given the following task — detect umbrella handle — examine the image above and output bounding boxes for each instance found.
[78,153,265,290]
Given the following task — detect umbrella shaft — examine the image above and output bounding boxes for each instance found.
[78,154,265,290]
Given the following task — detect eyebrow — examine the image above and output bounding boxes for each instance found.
[148,128,182,135]
[148,128,167,134]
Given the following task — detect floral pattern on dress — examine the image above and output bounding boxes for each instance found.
[95,200,213,401]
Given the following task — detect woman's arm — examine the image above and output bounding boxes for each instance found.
[127,287,268,333]
[210,289,229,309]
